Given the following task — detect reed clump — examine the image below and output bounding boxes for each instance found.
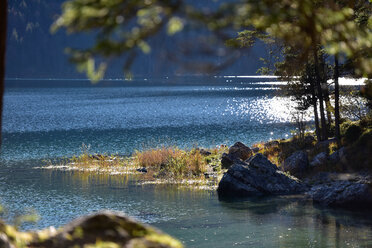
[134,147,207,179]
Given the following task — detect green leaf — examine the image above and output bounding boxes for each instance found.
[167,17,184,35]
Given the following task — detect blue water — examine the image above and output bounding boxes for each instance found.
[1,78,372,248]
[2,78,295,161]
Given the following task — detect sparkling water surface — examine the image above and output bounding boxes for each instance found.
[1,78,371,248]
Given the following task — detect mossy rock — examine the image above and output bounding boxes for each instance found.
[1,211,183,248]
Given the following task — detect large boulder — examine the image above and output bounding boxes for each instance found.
[217,154,306,198]
[221,142,252,169]
[282,151,309,177]
[308,180,372,209]
[29,211,183,248]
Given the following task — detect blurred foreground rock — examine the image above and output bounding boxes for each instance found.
[0,211,182,248]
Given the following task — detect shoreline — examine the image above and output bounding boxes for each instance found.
[33,118,372,211]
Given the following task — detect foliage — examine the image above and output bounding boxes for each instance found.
[52,0,372,80]
[51,0,185,80]
[52,0,240,80]
[253,135,315,167]
[328,141,338,155]
[235,0,372,77]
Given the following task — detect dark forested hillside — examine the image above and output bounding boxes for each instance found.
[6,0,266,79]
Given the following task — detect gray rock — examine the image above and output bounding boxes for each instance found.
[217,154,306,198]
[228,142,252,161]
[282,151,309,177]
[308,180,372,209]
[310,152,328,167]
[221,153,235,169]
[329,147,347,164]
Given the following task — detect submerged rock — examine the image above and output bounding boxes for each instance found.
[28,211,183,248]
[282,151,309,177]
[217,154,306,198]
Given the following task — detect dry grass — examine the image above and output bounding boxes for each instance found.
[69,144,128,169]
[134,147,207,179]
[252,142,281,166]
[49,144,228,185]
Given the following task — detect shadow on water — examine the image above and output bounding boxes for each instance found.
[218,195,305,215]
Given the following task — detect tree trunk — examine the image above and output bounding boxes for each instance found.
[310,80,321,141]
[0,0,7,149]
[320,53,333,130]
[313,46,328,141]
[334,55,341,147]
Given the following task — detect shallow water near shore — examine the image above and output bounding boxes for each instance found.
[1,77,371,247]
[1,164,372,248]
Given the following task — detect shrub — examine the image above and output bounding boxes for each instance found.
[134,147,174,169]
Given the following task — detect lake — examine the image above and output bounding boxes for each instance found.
[1,76,371,247]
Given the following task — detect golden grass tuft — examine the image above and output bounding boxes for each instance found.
[134,147,207,179]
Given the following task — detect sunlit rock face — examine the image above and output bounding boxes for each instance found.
[1,211,183,248]
[221,142,253,169]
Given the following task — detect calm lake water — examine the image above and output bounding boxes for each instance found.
[1,77,371,247]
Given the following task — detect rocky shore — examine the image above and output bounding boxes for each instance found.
[217,139,372,210]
